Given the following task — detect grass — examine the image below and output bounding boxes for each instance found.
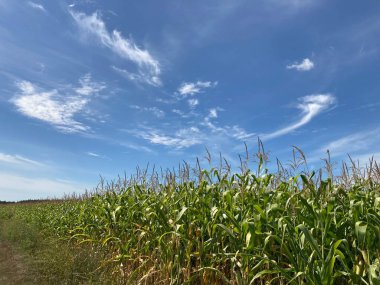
[0,201,111,284]
[0,147,379,284]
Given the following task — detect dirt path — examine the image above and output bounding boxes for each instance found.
[0,241,34,284]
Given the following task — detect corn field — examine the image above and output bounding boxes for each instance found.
[1,152,380,284]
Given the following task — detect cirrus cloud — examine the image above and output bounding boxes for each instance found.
[178,81,218,96]
[27,1,46,12]
[133,127,202,149]
[70,11,161,86]
[262,94,336,140]
[11,74,105,133]
[0,152,44,167]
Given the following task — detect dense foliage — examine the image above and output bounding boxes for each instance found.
[1,155,380,284]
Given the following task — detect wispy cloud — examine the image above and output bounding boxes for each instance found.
[202,107,224,122]
[172,109,184,116]
[130,105,165,118]
[178,81,217,96]
[89,132,156,154]
[148,107,165,118]
[202,118,255,141]
[358,101,380,110]
[0,152,44,167]
[262,94,336,140]
[11,74,105,133]
[229,126,256,141]
[70,11,161,86]
[133,127,202,149]
[122,143,155,154]
[320,128,380,156]
[286,58,314,71]
[168,105,256,143]
[0,172,86,201]
[131,104,255,151]
[86,151,101,157]
[208,108,218,118]
[75,74,105,95]
[27,1,46,12]
[85,151,110,160]
[306,128,380,164]
[172,109,195,119]
[187,98,199,108]
[111,66,160,86]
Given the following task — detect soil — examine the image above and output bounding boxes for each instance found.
[0,241,34,284]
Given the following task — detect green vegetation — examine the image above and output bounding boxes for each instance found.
[1,150,380,284]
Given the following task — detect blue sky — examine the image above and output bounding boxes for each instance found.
[1,0,379,201]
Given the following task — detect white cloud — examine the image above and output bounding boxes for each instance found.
[286,58,314,71]
[85,151,110,159]
[358,101,380,110]
[86,152,101,157]
[171,108,199,119]
[130,105,165,118]
[262,94,336,140]
[111,65,159,86]
[187,98,199,108]
[0,172,86,201]
[229,126,256,140]
[320,128,380,156]
[199,107,256,141]
[156,97,176,104]
[132,106,255,152]
[71,11,161,86]
[307,128,380,164]
[147,107,165,118]
[123,143,154,153]
[172,109,184,115]
[204,107,223,121]
[130,100,255,151]
[75,74,105,95]
[11,75,105,133]
[178,81,218,96]
[172,109,193,118]
[91,132,156,154]
[27,1,46,12]
[209,108,218,118]
[0,152,43,167]
[202,119,255,141]
[133,127,202,149]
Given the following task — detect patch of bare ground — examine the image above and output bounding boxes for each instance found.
[0,241,34,284]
